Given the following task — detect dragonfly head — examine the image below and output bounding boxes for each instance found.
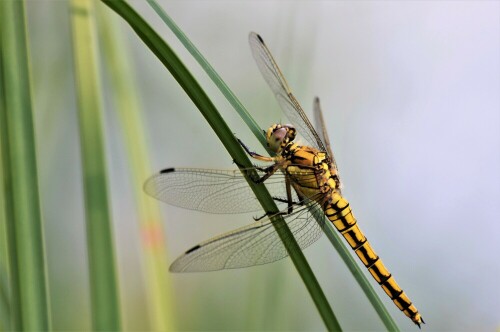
[266,124,296,153]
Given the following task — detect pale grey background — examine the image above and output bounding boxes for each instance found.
[29,1,499,331]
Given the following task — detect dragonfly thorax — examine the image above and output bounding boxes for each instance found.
[266,123,296,153]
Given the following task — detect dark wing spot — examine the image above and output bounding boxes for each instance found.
[257,34,264,44]
[185,244,201,254]
[160,167,175,174]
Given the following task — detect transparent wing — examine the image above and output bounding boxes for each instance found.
[144,167,311,214]
[313,97,334,158]
[313,97,341,187]
[169,194,327,272]
[249,32,327,153]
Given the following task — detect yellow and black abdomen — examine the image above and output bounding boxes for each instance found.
[325,192,423,327]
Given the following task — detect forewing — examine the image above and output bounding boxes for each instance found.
[313,97,341,184]
[144,167,304,214]
[169,195,327,272]
[249,32,327,152]
[313,97,333,157]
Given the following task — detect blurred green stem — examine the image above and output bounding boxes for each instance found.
[69,0,121,330]
[0,0,50,330]
[0,9,16,332]
[101,1,342,330]
[97,4,175,331]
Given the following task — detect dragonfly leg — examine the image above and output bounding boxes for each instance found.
[285,176,294,214]
[272,197,293,204]
[237,138,274,162]
[253,210,288,221]
[253,195,304,221]
[233,160,277,183]
[272,196,303,206]
[256,178,300,221]
[232,159,269,172]
[252,163,282,184]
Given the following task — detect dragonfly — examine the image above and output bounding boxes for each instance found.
[144,32,424,328]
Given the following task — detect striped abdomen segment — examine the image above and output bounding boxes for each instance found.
[325,192,423,327]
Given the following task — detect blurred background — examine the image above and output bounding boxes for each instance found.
[24,0,498,331]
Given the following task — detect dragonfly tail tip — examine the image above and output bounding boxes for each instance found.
[415,316,425,329]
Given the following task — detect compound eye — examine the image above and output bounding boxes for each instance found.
[265,128,283,152]
[272,128,287,141]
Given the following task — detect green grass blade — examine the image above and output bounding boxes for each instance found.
[69,0,121,330]
[147,3,399,331]
[0,0,50,330]
[0,13,16,331]
[0,45,10,332]
[100,1,341,330]
[96,5,176,331]
[0,271,10,331]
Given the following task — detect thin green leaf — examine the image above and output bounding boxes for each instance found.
[96,4,176,331]
[0,8,15,331]
[69,0,121,330]
[0,0,50,330]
